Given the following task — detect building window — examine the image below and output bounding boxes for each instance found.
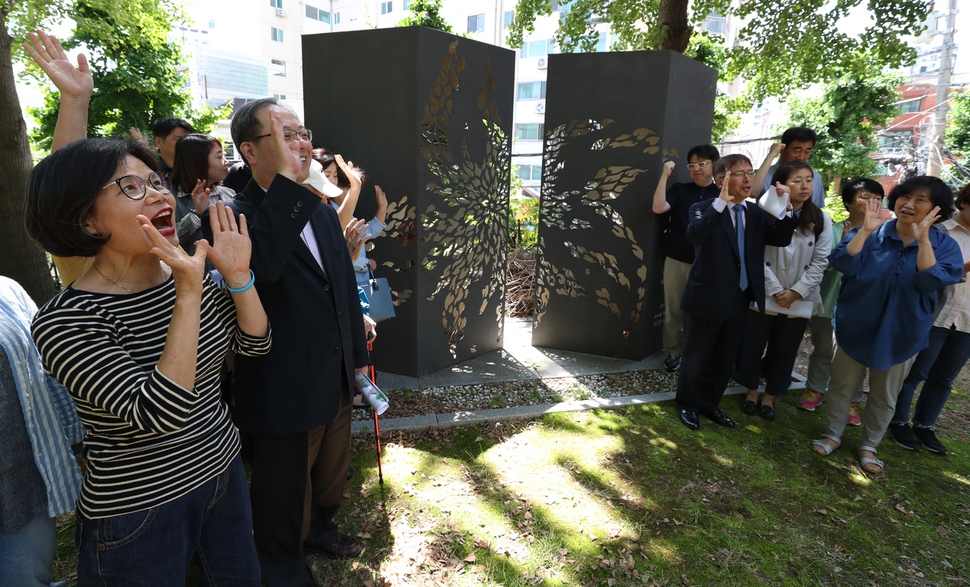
[467,14,485,33]
[516,164,542,181]
[520,39,553,58]
[702,13,726,34]
[404,0,411,9]
[269,0,282,8]
[517,81,546,100]
[271,59,286,77]
[274,93,287,100]
[380,1,392,14]
[271,27,284,42]
[305,4,331,22]
[504,11,514,27]
[334,11,341,24]
[897,99,922,113]
[877,130,913,152]
[515,123,543,141]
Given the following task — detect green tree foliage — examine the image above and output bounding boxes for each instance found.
[398,0,453,33]
[685,31,740,141]
[786,64,902,195]
[27,0,224,151]
[1,0,69,302]
[508,0,928,105]
[947,90,970,157]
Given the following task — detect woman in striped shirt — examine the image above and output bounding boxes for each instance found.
[24,31,270,586]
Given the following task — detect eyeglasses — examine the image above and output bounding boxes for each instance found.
[100,172,170,200]
[248,128,313,143]
[686,161,711,170]
[729,170,757,178]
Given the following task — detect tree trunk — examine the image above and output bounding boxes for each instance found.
[658,0,691,52]
[0,10,58,303]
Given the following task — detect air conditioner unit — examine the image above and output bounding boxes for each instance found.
[275,7,286,16]
[535,101,545,114]
[536,57,548,69]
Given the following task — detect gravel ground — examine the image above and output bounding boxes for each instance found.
[355,323,970,446]
[353,368,681,421]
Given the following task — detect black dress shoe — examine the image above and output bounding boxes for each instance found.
[740,399,757,416]
[759,404,776,422]
[305,533,362,559]
[702,408,736,428]
[678,408,700,430]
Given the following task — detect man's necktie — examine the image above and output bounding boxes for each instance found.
[734,204,748,291]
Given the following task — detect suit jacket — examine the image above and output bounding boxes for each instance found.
[681,199,797,322]
[223,175,369,435]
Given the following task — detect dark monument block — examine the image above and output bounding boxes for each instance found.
[532,51,717,359]
[303,27,515,377]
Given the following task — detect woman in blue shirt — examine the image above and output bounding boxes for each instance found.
[811,176,963,474]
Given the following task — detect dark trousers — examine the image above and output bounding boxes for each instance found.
[244,391,352,587]
[736,310,809,397]
[676,290,751,412]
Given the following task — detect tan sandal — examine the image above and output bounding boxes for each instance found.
[811,438,839,455]
[859,448,884,474]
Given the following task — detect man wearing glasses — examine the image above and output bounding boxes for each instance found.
[674,154,798,430]
[651,144,720,372]
[222,98,369,587]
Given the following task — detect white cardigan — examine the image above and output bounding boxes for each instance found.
[763,210,833,315]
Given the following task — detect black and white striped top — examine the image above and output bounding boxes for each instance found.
[31,274,271,518]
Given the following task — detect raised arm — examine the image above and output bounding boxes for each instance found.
[753,142,784,197]
[845,197,885,257]
[24,31,93,151]
[652,161,674,214]
[333,157,364,229]
[686,176,732,245]
[198,202,269,338]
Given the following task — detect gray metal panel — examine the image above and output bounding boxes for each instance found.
[533,50,717,359]
[303,27,515,376]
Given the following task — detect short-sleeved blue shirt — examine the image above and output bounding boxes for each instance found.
[831,221,963,370]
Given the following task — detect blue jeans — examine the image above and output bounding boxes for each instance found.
[0,513,64,587]
[75,456,259,587]
[892,325,970,427]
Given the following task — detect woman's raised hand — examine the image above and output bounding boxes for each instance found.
[137,214,205,294]
[862,196,885,233]
[913,205,942,243]
[335,155,362,198]
[24,30,92,101]
[191,179,211,214]
[344,217,370,260]
[197,202,251,286]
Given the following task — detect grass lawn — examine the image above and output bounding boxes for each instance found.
[54,385,970,586]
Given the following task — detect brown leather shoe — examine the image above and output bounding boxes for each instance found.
[305,533,362,559]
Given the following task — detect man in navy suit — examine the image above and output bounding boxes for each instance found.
[675,154,798,430]
[225,98,370,586]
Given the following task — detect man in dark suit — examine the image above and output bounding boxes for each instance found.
[226,98,369,586]
[675,154,797,430]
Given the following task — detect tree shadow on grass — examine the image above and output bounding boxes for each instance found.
[327,397,970,586]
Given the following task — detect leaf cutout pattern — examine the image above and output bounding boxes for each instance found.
[534,119,658,336]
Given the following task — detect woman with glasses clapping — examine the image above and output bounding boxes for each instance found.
[24,31,270,585]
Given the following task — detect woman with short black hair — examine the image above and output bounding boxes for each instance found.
[25,30,270,585]
[812,176,963,474]
[889,182,970,455]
